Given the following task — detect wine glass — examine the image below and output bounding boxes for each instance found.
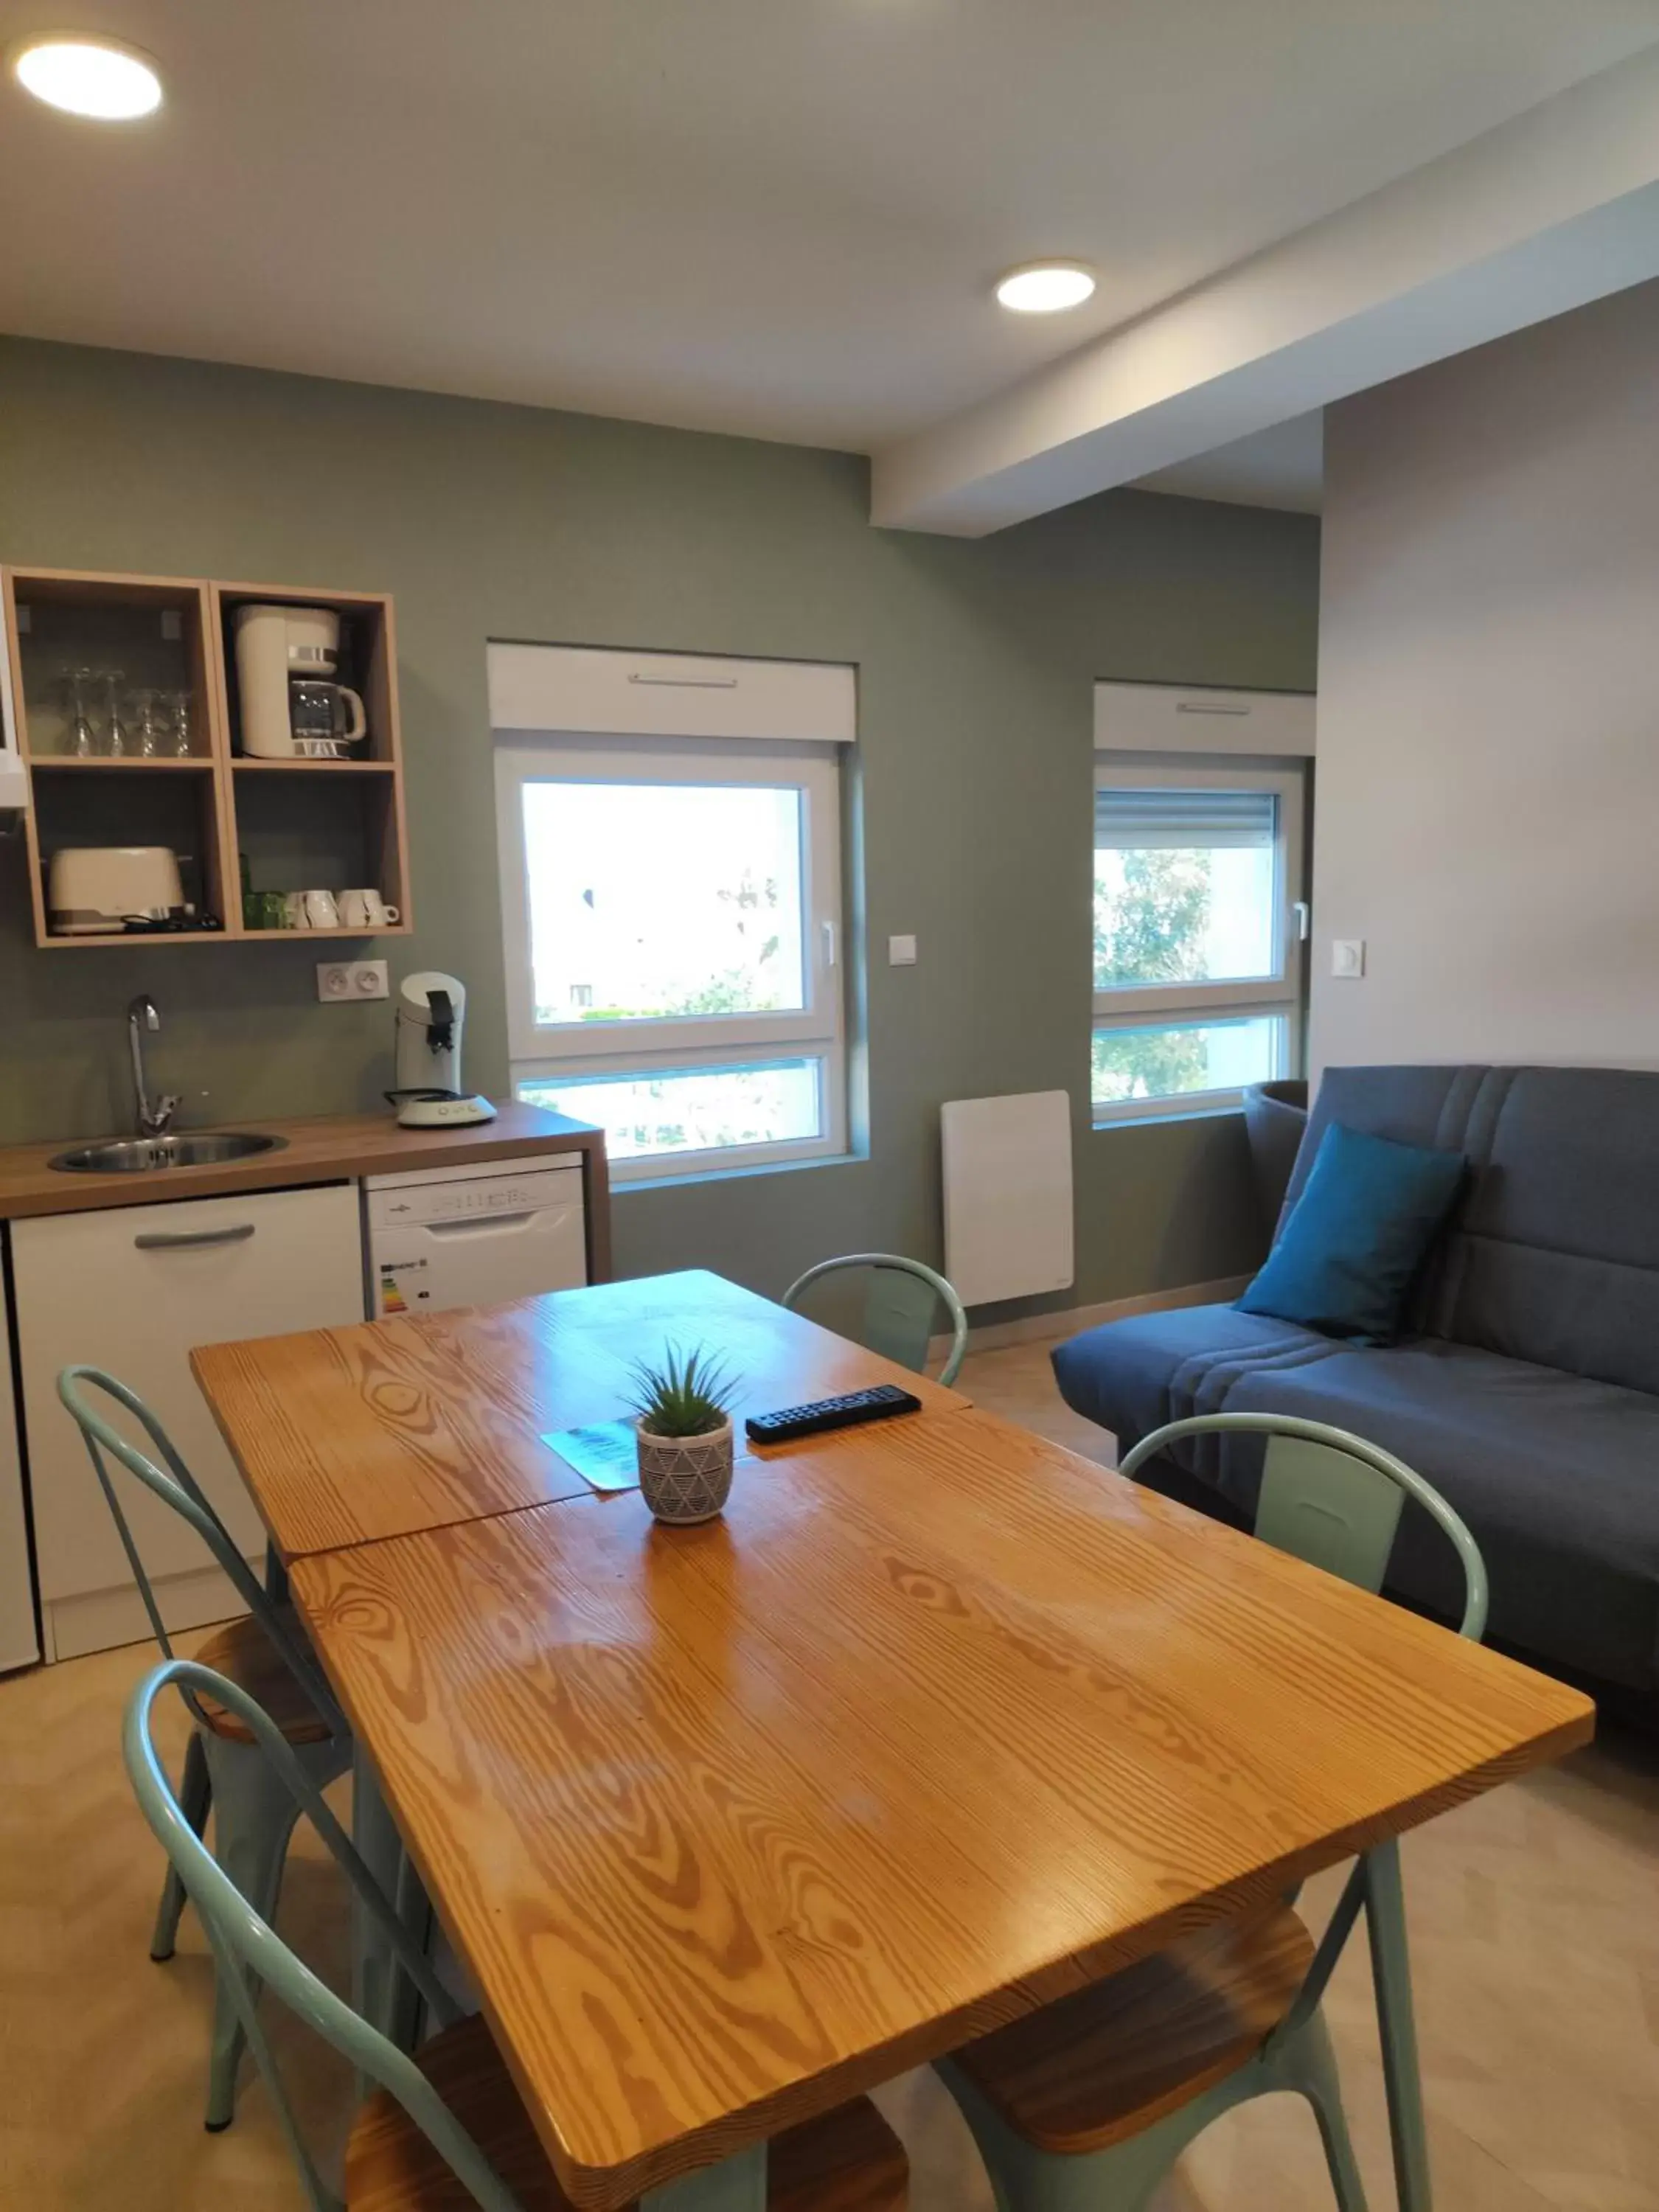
[164,689,194,757]
[133,689,167,759]
[62,667,98,758]
[100,670,129,758]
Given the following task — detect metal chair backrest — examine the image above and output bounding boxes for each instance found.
[1119,1411,1488,1639]
[125,1659,521,2212]
[782,1253,969,1387]
[58,1366,342,1736]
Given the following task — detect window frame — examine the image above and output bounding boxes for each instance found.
[495,733,847,1180]
[1091,757,1306,1127]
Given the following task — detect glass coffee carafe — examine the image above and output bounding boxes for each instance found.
[288,678,366,755]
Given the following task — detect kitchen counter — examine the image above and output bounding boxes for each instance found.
[0,1100,608,1249]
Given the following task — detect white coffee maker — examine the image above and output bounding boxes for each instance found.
[234,602,367,759]
[388,971,497,1127]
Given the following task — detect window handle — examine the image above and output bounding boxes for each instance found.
[822,919,837,968]
[1292,900,1311,942]
[627,672,739,690]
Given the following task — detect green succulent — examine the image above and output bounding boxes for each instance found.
[625,1342,738,1439]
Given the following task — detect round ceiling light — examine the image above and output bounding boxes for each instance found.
[994,261,1096,314]
[12,34,163,119]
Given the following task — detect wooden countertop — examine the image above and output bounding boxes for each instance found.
[0,1099,604,1220]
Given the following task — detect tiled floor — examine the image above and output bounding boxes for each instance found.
[1,1335,1655,2210]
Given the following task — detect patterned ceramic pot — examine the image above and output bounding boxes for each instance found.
[636,1416,735,1525]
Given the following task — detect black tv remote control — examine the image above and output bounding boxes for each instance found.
[745,1382,923,1445]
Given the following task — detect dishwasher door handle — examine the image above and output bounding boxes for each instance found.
[134,1222,257,1251]
[421,1210,540,1236]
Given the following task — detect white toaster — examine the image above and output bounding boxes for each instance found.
[47,846,186,934]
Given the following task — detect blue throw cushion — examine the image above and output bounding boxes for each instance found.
[1237,1121,1465,1343]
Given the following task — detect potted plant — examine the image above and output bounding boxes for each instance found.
[627,1343,739,1525]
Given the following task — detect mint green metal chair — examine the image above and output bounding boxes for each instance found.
[59,1366,352,2134]
[782,1253,968,1387]
[933,1411,1489,2212]
[125,1657,519,2212]
[126,1658,910,2212]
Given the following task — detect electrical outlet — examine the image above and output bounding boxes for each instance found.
[317,959,389,1003]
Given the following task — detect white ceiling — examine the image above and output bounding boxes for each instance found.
[1,0,1656,484]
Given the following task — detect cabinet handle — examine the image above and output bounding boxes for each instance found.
[134,1222,257,1251]
[627,672,739,689]
[1176,700,1251,716]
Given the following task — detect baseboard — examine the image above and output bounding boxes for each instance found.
[930,1274,1251,1362]
[43,1559,254,1663]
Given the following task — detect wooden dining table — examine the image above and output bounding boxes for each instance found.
[192,1267,971,1562]
[195,1270,1594,2212]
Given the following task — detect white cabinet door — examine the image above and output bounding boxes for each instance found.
[0,1256,39,1672]
[13,1183,364,1658]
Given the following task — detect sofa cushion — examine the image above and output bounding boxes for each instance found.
[1051,1304,1341,1448]
[1216,1340,1659,1691]
[1237,1122,1465,1343]
[1053,1303,1659,1689]
[1301,1065,1659,1394]
[1433,1067,1659,1396]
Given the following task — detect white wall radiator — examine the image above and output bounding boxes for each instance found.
[941,1091,1075,1308]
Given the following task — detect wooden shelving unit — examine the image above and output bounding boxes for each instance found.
[1,566,412,948]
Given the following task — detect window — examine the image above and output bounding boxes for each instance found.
[498,737,845,1177]
[1092,760,1305,1122]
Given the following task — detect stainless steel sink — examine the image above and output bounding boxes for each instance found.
[48,1132,289,1174]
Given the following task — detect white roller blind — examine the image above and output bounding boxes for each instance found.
[1094,785,1277,851]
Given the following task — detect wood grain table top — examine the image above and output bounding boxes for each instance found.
[290,1403,1593,2211]
[195,1267,971,1559]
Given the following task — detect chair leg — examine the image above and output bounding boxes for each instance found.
[201,1737,303,2132]
[934,2055,1197,2212]
[1279,2011,1371,2212]
[150,1727,211,1963]
[639,2147,768,2209]
[1363,1840,1433,2212]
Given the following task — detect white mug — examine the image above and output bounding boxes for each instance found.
[338,888,400,930]
[291,888,339,930]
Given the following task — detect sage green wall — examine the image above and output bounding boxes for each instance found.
[0,338,1318,1314]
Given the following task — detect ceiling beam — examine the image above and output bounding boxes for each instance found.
[872,46,1659,536]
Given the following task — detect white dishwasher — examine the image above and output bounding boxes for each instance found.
[364,1155,587,1318]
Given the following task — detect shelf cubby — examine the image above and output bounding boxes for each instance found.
[232,753,408,935]
[0,566,412,947]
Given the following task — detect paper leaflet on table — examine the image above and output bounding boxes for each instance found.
[542,1419,754,1495]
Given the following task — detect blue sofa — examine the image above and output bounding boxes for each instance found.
[1054,1065,1659,1697]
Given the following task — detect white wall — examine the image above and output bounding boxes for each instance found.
[1312,279,1659,1077]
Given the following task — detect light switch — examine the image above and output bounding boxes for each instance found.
[1331,939,1366,979]
[888,933,917,966]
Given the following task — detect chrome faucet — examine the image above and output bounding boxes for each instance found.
[127,995,181,1139]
